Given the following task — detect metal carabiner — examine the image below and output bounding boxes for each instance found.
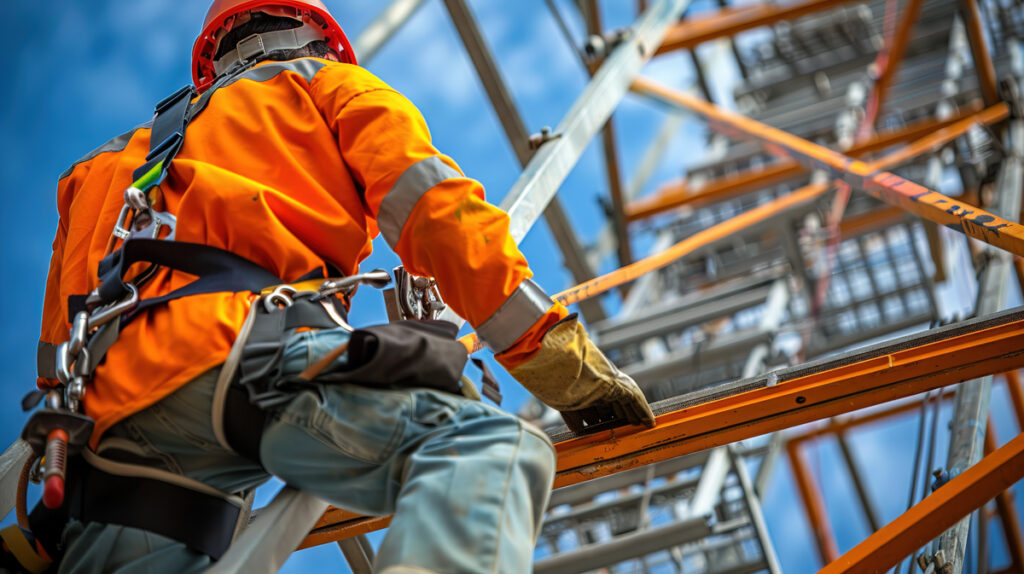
[67,376,87,409]
[55,342,73,384]
[88,283,140,330]
[124,186,150,212]
[111,204,133,242]
[72,348,92,379]
[68,312,89,358]
[263,285,298,313]
[317,270,392,299]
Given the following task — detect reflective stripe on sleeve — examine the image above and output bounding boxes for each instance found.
[37,341,59,379]
[476,279,554,353]
[377,156,462,246]
[59,122,152,180]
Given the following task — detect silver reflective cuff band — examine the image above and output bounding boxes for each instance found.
[476,279,555,353]
[378,156,462,247]
[37,341,59,379]
[213,26,329,76]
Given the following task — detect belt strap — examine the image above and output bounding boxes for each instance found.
[223,384,268,464]
[66,456,243,560]
[94,239,284,323]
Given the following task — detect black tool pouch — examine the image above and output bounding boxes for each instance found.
[280,320,469,395]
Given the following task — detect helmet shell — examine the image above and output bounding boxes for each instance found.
[192,0,356,91]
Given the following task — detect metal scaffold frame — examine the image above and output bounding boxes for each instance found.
[4,0,1024,572]
[289,1,1024,572]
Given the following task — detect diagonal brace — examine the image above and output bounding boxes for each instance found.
[632,76,1024,257]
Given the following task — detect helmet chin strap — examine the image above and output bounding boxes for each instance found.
[212,25,334,77]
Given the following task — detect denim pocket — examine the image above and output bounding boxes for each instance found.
[279,385,411,465]
[408,389,465,427]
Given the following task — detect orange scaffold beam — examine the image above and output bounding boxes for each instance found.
[787,441,841,564]
[302,309,1024,547]
[555,182,828,306]
[1004,371,1024,431]
[858,0,925,136]
[553,309,1024,485]
[960,0,1001,106]
[655,0,855,54]
[820,432,1024,574]
[984,420,1024,574]
[626,161,805,222]
[631,76,1024,256]
[626,102,997,222]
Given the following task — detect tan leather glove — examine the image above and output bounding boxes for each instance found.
[507,317,656,434]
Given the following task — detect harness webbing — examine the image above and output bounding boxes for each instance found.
[93,239,283,324]
[65,459,243,560]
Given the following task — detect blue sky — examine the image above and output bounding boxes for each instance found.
[1,1,1021,573]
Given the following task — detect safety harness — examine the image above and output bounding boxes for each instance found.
[16,57,483,569]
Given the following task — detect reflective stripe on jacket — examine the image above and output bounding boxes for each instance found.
[40,58,568,446]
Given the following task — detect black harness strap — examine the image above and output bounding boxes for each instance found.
[65,459,241,560]
[223,385,269,464]
[95,239,284,324]
[237,299,344,410]
[131,85,194,184]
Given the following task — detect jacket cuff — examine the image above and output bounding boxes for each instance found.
[489,287,571,370]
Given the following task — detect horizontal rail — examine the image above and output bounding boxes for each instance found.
[552,308,1024,485]
[632,76,1024,257]
[626,104,994,222]
[302,307,1024,546]
[655,0,856,54]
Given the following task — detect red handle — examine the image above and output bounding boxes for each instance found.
[42,429,69,509]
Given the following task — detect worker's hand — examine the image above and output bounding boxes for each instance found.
[507,316,656,434]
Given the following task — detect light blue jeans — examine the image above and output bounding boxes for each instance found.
[58,327,556,573]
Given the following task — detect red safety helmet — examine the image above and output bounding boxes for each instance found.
[192,0,357,92]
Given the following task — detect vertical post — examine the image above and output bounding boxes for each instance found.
[338,534,375,574]
[581,0,634,268]
[787,440,841,565]
[836,432,883,532]
[442,0,608,323]
[958,0,1001,106]
[936,119,1024,573]
[729,446,783,574]
[983,420,1024,574]
[1003,371,1024,430]
[859,0,926,135]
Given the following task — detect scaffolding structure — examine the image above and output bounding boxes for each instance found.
[326,1,1023,572]
[4,0,1024,572]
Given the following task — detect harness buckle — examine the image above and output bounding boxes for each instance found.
[236,33,268,62]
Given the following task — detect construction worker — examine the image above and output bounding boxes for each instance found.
[30,1,655,572]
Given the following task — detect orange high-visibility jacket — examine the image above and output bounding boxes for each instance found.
[39,58,568,446]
